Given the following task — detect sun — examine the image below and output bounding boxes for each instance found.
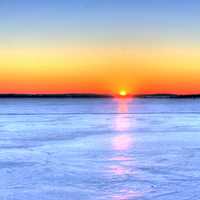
[119,90,127,97]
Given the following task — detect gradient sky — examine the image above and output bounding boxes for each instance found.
[0,0,200,94]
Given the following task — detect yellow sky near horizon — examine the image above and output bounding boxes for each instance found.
[0,45,200,94]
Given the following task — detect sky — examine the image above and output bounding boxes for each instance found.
[0,0,200,94]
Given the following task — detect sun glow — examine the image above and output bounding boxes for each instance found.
[119,90,127,97]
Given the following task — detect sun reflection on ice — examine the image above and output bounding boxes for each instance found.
[106,98,143,200]
[112,134,133,151]
[112,189,143,200]
[109,165,130,176]
[109,133,134,177]
[114,98,133,131]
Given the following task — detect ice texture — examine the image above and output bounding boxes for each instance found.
[0,98,200,200]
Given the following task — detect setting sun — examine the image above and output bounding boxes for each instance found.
[119,90,127,97]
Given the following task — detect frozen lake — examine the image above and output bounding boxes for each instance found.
[1,98,200,200]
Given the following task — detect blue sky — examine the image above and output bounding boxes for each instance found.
[0,0,200,47]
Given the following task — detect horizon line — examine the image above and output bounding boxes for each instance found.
[0,93,200,98]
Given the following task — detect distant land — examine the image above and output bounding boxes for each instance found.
[1,94,200,98]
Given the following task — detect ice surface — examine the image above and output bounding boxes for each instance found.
[1,98,200,200]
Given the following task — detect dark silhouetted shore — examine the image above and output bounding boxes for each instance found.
[0,93,200,98]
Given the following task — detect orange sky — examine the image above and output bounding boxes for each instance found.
[0,44,200,95]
